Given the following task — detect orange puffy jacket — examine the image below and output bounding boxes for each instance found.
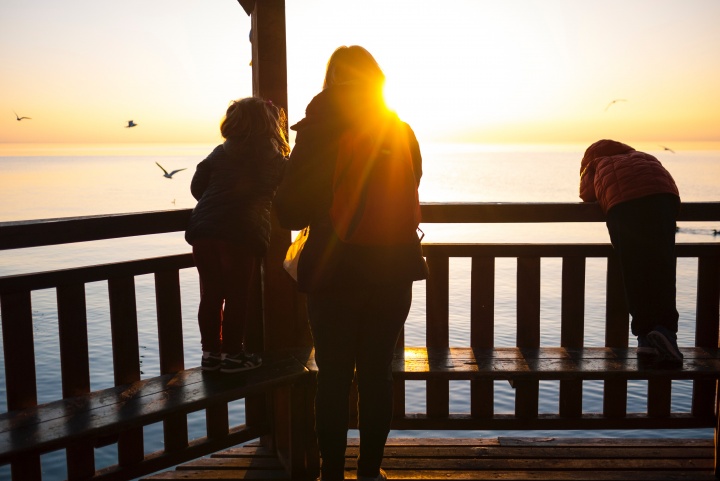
[579,139,679,214]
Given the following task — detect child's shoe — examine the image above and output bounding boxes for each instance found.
[636,335,657,356]
[220,351,262,373]
[201,351,223,371]
[647,326,683,365]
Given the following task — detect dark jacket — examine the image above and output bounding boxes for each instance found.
[274,83,427,292]
[185,138,286,255]
[579,139,679,214]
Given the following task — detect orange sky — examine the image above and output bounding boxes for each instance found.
[1,0,719,147]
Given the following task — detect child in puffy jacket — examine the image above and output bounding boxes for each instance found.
[185,98,289,373]
[580,139,682,364]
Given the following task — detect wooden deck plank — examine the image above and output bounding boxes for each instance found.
[343,446,711,459]
[297,347,720,381]
[142,469,290,479]
[177,457,285,469]
[186,456,711,470]
[142,437,715,481]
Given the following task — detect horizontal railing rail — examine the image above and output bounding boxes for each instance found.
[2,202,719,251]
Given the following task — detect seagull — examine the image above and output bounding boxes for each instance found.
[156,162,186,179]
[126,120,137,128]
[13,110,31,121]
[604,99,627,111]
[659,145,675,153]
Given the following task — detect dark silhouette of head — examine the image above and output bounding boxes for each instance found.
[581,139,635,171]
[221,97,290,156]
[323,45,386,93]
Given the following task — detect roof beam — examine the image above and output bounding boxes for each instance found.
[237,0,255,16]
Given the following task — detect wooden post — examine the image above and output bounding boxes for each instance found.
[426,255,450,418]
[470,256,494,419]
[694,255,720,477]
[57,284,96,478]
[560,256,585,418]
[604,255,628,419]
[247,0,311,354]
[1,291,42,481]
[108,276,144,466]
[515,257,541,419]
[154,270,189,453]
[244,1,314,477]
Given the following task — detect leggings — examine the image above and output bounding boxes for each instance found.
[192,239,258,354]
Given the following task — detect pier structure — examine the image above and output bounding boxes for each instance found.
[2,1,720,479]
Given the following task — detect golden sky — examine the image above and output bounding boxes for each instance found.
[2,0,719,147]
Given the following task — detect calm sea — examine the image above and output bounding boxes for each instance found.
[0,142,718,479]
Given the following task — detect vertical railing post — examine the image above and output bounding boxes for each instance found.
[108,276,144,466]
[515,257,541,419]
[57,283,95,479]
[470,256,494,418]
[693,255,720,476]
[1,291,41,481]
[604,255,629,418]
[426,255,449,418]
[694,255,720,419]
[154,270,189,453]
[559,256,585,418]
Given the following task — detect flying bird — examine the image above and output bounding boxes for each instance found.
[659,145,675,153]
[13,110,31,121]
[126,120,137,128]
[604,99,627,111]
[156,162,186,179]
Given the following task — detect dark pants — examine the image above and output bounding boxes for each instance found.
[606,194,679,337]
[192,239,257,354]
[307,282,412,481]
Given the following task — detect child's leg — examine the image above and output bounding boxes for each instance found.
[607,195,679,337]
[217,242,258,354]
[192,240,225,353]
[648,195,680,334]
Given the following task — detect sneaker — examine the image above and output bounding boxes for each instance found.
[636,335,657,356]
[201,352,223,371]
[220,351,262,373]
[647,326,683,364]
[358,468,387,481]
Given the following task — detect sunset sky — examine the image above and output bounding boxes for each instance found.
[1,0,719,148]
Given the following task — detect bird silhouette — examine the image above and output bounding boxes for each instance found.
[659,145,675,153]
[604,99,627,111]
[126,120,137,128]
[156,162,186,179]
[13,110,31,121]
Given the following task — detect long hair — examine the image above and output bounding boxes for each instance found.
[323,45,385,92]
[220,97,290,156]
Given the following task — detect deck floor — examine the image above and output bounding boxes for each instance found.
[141,437,716,480]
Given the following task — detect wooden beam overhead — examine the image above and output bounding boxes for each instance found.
[237,0,255,16]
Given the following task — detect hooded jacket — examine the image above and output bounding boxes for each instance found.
[579,139,679,214]
[185,138,286,254]
[274,83,427,292]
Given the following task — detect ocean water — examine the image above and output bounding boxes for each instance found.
[0,142,719,479]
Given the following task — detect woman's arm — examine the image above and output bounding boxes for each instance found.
[190,158,211,201]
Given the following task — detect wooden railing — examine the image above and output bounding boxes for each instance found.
[0,210,307,481]
[393,202,720,432]
[389,241,720,431]
[0,202,719,480]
